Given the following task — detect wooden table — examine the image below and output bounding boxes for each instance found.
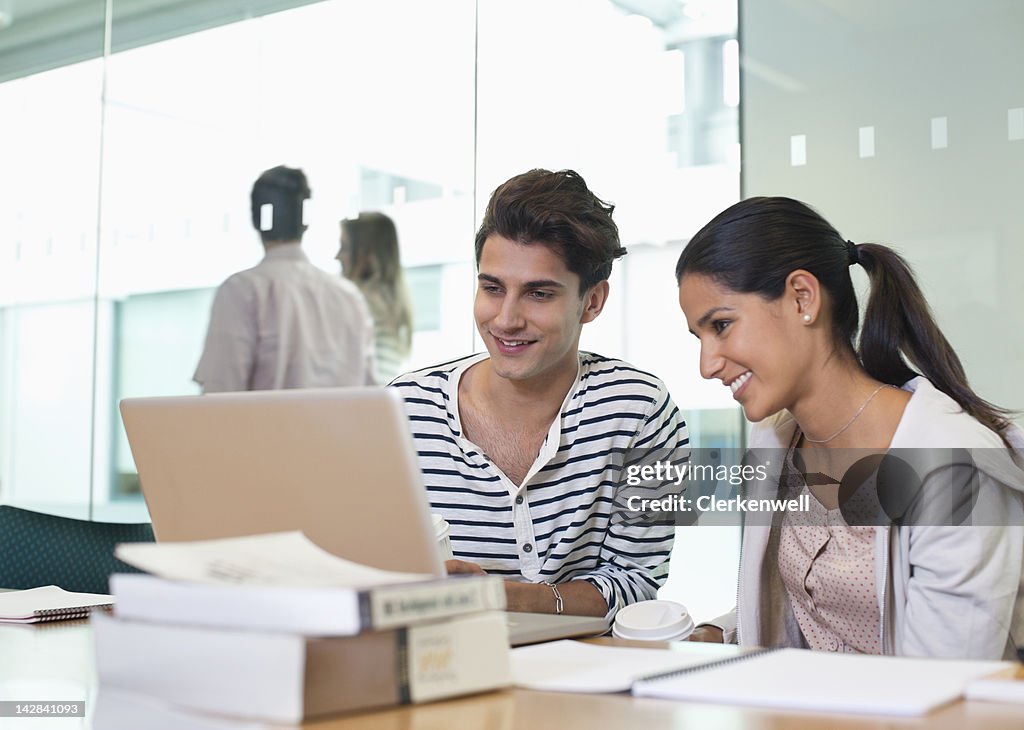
[2,621,1022,729]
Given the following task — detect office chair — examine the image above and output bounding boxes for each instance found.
[0,505,154,594]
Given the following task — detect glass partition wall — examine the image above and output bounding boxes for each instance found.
[740,0,1024,425]
[0,4,108,521]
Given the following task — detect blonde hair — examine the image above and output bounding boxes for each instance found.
[340,212,412,354]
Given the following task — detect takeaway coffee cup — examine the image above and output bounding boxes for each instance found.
[612,599,695,641]
[432,513,453,560]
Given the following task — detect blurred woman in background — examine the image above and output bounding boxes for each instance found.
[338,212,413,383]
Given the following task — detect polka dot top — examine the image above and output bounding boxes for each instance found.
[777,439,881,654]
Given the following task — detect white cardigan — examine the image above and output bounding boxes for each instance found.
[713,377,1024,659]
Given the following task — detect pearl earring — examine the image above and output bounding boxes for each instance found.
[802,314,812,323]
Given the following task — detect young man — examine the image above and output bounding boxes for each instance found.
[392,169,688,617]
[194,166,375,392]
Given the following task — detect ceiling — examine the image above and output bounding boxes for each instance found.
[0,0,742,85]
[0,0,321,83]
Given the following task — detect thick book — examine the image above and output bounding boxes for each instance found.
[110,572,506,635]
[93,610,511,724]
[631,647,1008,716]
[0,586,112,624]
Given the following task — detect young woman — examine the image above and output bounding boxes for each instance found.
[678,196,1024,659]
[338,212,413,383]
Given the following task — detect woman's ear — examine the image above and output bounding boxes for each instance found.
[786,269,822,325]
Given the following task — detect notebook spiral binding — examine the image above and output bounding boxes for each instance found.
[33,604,111,622]
[635,646,782,684]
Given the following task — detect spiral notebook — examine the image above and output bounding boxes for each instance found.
[0,585,113,624]
[631,647,1008,716]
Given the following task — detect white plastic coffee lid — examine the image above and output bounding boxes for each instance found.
[612,599,695,641]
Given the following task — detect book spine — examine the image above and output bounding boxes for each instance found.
[403,612,511,704]
[360,576,507,631]
[303,613,510,714]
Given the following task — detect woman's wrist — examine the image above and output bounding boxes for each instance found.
[687,624,725,643]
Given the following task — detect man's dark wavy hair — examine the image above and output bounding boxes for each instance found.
[474,169,625,293]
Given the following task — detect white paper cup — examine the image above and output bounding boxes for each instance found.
[431,513,453,560]
[612,599,695,641]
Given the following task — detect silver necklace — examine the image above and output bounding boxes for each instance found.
[803,384,889,444]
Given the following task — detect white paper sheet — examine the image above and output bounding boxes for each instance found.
[115,531,430,588]
[510,639,742,693]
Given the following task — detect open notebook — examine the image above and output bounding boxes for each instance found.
[0,585,113,624]
[511,640,742,692]
[632,647,1008,716]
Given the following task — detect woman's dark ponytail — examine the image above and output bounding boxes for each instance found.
[856,243,1014,440]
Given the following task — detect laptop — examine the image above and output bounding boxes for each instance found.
[120,387,443,576]
[120,387,608,645]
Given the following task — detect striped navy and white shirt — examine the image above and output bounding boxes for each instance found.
[391,351,689,616]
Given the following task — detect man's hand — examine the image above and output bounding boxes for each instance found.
[687,625,725,643]
[445,559,487,575]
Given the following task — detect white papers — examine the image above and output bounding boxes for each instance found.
[510,640,741,693]
[115,531,429,588]
[632,648,1010,716]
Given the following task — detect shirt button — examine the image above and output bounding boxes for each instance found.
[515,495,524,504]
[523,543,533,553]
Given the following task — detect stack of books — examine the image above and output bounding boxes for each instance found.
[93,532,511,726]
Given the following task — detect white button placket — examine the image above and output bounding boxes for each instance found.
[511,414,563,581]
[513,488,540,579]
